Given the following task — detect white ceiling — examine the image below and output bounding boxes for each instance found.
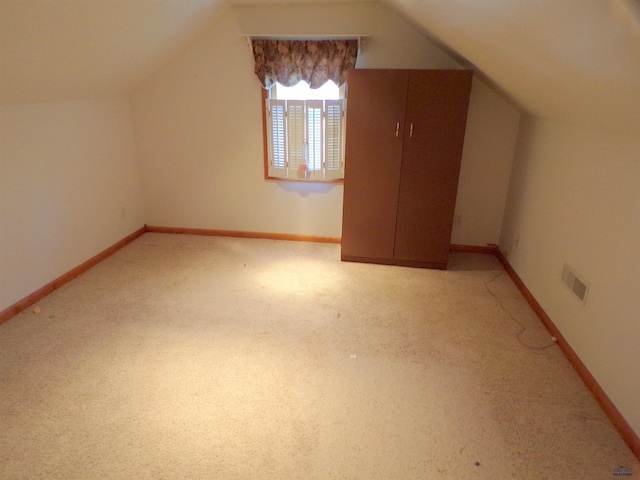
[1,0,639,135]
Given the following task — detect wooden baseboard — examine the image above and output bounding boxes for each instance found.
[494,249,640,460]
[145,225,341,244]
[0,227,146,326]
[450,244,498,255]
[1,225,336,325]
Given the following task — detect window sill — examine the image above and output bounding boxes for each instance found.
[264,175,344,184]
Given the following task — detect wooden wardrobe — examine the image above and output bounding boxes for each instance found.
[340,69,472,269]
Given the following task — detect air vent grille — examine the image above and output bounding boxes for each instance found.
[562,264,589,304]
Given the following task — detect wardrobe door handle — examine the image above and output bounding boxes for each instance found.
[395,122,400,138]
[409,123,414,138]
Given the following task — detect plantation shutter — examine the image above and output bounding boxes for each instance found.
[265,98,345,180]
[287,101,305,175]
[306,100,323,178]
[266,99,287,177]
[324,99,344,180]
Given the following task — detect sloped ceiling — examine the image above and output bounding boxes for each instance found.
[384,0,640,136]
[0,0,226,104]
[1,0,639,136]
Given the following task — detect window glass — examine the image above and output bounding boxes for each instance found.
[274,80,339,101]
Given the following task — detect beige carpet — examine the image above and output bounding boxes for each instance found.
[1,233,637,479]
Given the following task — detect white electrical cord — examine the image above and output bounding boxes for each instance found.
[485,272,558,350]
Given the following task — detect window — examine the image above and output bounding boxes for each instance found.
[250,38,358,182]
[263,80,346,181]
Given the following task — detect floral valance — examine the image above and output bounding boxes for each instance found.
[251,39,358,90]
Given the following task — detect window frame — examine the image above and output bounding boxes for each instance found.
[261,87,346,183]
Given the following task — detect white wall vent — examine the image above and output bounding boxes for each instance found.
[562,264,589,304]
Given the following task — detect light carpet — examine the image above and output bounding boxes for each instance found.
[1,233,637,479]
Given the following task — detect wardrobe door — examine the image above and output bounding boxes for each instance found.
[393,70,472,268]
[341,69,409,263]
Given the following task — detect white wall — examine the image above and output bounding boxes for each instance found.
[451,78,520,246]
[500,116,640,435]
[132,2,519,242]
[0,97,146,311]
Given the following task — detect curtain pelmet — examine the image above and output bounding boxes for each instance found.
[252,39,358,90]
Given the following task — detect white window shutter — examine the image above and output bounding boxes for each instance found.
[267,99,287,178]
[306,101,323,171]
[324,99,344,180]
[305,100,323,180]
[287,101,305,176]
[266,97,345,181]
